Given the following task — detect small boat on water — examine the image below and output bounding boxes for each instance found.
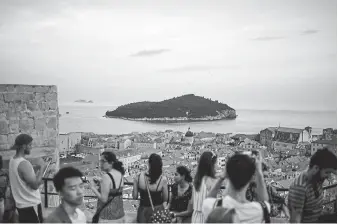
[66,112,70,114]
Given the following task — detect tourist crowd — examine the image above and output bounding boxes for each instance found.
[0,133,336,223]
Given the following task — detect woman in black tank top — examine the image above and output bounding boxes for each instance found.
[133,154,169,223]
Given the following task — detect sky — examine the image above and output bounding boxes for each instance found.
[0,0,336,111]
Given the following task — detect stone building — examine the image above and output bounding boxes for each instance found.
[272,127,311,152]
[260,127,276,148]
[0,84,60,207]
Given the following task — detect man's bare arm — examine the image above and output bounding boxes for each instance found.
[18,160,46,190]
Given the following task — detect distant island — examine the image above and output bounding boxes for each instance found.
[74,99,94,103]
[105,94,237,123]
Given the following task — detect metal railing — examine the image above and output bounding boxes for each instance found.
[41,177,337,211]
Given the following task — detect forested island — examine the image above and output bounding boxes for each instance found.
[105,94,237,123]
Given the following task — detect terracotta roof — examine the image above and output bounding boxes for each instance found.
[276,127,303,134]
[267,127,277,132]
[312,138,337,145]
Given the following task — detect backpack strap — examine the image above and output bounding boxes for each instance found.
[155,175,163,191]
[258,201,271,223]
[106,172,116,189]
[213,198,223,208]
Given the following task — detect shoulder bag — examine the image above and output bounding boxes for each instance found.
[145,175,172,223]
[92,173,123,223]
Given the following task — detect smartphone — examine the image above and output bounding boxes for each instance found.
[236,151,252,156]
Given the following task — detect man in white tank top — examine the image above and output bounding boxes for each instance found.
[9,134,49,223]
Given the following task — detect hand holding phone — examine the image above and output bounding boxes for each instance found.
[42,159,53,177]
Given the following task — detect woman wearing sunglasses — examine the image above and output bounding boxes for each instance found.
[89,152,125,223]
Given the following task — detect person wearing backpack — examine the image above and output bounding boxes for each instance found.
[203,151,271,223]
[89,151,125,223]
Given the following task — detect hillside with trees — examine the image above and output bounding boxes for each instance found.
[105,94,236,119]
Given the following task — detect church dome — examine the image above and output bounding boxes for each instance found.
[185,129,194,137]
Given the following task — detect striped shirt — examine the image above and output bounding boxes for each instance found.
[288,172,323,223]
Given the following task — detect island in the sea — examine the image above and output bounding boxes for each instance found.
[105,94,237,123]
[74,99,94,103]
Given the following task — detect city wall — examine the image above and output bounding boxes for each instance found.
[0,84,60,207]
[0,84,58,153]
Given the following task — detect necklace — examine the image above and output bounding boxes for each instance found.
[177,183,189,197]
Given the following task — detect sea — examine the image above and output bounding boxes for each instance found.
[59,104,337,135]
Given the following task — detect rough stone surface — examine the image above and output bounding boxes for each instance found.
[0,120,9,135]
[19,119,34,132]
[39,101,49,111]
[0,84,59,207]
[7,134,16,146]
[0,102,8,113]
[35,118,46,131]
[45,93,57,101]
[20,93,34,102]
[27,101,39,111]
[49,86,57,93]
[0,144,10,150]
[6,110,20,121]
[6,86,15,93]
[9,120,19,133]
[35,93,45,101]
[0,86,7,92]
[47,117,57,129]
[48,100,58,110]
[0,84,59,162]
[0,113,6,119]
[0,135,8,145]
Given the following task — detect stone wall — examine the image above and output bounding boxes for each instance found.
[0,84,60,208]
[0,84,59,165]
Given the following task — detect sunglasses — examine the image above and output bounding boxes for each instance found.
[212,152,217,159]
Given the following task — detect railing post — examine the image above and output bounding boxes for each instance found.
[44,178,48,208]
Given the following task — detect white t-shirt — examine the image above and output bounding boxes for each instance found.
[202,195,271,223]
[69,208,87,223]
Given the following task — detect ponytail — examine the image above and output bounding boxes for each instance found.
[101,151,125,175]
[113,160,125,175]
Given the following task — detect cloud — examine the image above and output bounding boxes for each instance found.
[159,65,239,73]
[301,29,319,35]
[250,36,285,41]
[131,49,170,57]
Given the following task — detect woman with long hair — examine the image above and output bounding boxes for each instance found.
[168,166,193,223]
[133,153,169,223]
[89,151,125,223]
[191,151,218,223]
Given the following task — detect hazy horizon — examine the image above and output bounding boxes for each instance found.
[0,0,336,111]
[59,101,337,113]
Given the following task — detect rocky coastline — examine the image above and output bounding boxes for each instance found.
[105,109,237,123]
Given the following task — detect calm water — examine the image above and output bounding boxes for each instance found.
[59,104,337,135]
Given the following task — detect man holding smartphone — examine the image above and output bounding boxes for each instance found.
[202,151,271,223]
[9,134,49,223]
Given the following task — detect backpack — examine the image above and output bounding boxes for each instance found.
[0,170,9,199]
